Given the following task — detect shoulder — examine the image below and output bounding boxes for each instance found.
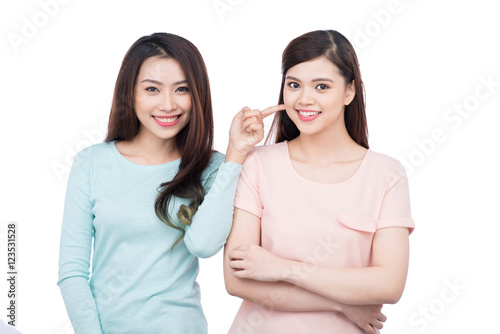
[76,141,114,158]
[367,149,400,167]
[209,150,226,166]
[245,142,287,164]
[233,143,288,183]
[365,149,408,188]
[73,141,115,167]
[201,150,226,178]
[204,150,225,171]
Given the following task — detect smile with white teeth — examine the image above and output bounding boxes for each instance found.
[153,115,180,123]
[298,111,321,117]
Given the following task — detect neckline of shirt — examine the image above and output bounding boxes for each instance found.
[109,140,181,169]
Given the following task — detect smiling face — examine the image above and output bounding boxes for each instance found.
[133,56,192,144]
[283,56,355,137]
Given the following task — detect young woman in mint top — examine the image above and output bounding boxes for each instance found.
[57,33,283,334]
[224,30,415,333]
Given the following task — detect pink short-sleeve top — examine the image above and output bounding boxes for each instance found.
[229,141,414,334]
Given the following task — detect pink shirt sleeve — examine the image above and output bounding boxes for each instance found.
[234,149,263,218]
[376,161,415,233]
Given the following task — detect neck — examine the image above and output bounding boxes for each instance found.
[130,129,180,164]
[291,123,361,164]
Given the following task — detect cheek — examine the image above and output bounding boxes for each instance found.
[181,96,193,111]
[181,101,193,123]
[320,92,342,109]
[134,95,156,112]
[285,109,294,121]
[283,90,298,115]
[133,100,147,116]
[283,92,298,120]
[283,90,293,106]
[184,110,192,123]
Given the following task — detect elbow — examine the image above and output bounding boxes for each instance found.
[224,268,246,298]
[225,284,238,297]
[226,283,245,299]
[372,268,407,304]
[384,293,402,305]
[380,284,405,304]
[223,250,244,297]
[185,237,223,259]
[190,247,219,259]
[224,275,240,297]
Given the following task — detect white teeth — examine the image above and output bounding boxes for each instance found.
[299,111,321,117]
[154,116,179,123]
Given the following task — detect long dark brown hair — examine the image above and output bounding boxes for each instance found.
[105,33,214,248]
[266,30,369,148]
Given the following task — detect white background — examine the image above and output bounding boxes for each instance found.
[1,0,499,333]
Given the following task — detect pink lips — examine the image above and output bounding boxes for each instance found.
[152,115,182,127]
[297,109,321,122]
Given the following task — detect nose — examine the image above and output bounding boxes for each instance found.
[160,91,177,112]
[298,87,314,106]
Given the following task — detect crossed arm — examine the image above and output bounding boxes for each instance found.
[223,208,410,333]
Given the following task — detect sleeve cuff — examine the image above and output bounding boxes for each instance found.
[377,217,415,234]
[234,197,263,219]
[219,161,243,173]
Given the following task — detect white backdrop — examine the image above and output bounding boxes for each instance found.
[1,0,499,333]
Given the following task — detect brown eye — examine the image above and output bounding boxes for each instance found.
[316,84,329,90]
[175,86,190,93]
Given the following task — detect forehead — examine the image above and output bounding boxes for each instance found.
[286,56,342,80]
[137,56,186,80]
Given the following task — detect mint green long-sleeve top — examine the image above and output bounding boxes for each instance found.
[57,141,242,334]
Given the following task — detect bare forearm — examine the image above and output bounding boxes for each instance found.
[229,228,410,306]
[279,229,410,305]
[282,263,404,305]
[226,266,388,333]
[226,275,344,312]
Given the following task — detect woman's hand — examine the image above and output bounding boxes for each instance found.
[225,105,284,164]
[228,244,288,282]
[341,304,386,334]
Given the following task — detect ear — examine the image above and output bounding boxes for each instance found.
[344,80,356,106]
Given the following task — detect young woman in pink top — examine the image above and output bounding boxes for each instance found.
[224,30,415,333]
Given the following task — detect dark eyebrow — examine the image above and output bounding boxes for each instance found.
[140,79,188,85]
[141,79,163,85]
[286,75,301,82]
[285,75,334,83]
[173,79,188,86]
[312,78,334,83]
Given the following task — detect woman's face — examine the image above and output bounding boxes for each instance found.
[134,56,192,143]
[283,56,355,137]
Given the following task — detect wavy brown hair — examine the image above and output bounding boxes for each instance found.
[105,33,214,248]
[266,30,369,148]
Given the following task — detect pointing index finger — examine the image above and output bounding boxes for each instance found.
[261,104,285,118]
